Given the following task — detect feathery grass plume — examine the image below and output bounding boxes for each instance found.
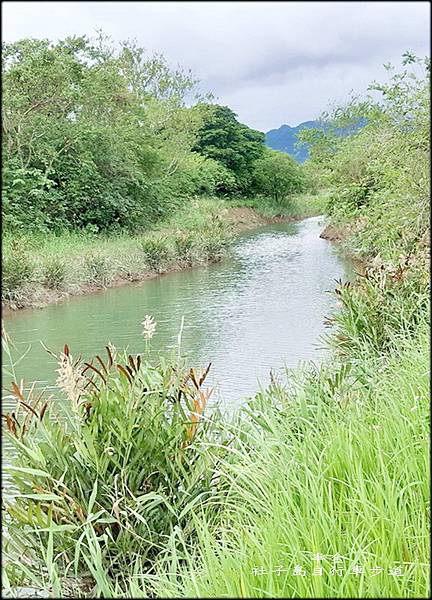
[55,346,85,406]
[141,314,157,340]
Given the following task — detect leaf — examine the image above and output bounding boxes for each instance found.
[95,354,108,374]
[189,368,200,390]
[88,480,98,514]
[10,381,25,402]
[83,361,107,384]
[5,466,50,478]
[199,362,212,385]
[105,345,114,368]
[13,493,63,501]
[74,531,86,576]
[128,354,137,372]
[116,363,132,383]
[39,402,49,421]
[17,398,39,418]
[2,413,17,437]
[38,524,77,533]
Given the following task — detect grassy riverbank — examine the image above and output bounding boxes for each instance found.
[2,194,324,312]
[3,237,429,598]
[148,324,430,598]
[3,197,429,597]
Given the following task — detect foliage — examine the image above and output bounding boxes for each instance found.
[252,148,307,201]
[83,252,112,287]
[146,323,429,599]
[2,238,35,301]
[328,254,429,357]
[2,34,278,235]
[304,55,430,261]
[193,104,265,194]
[43,257,67,290]
[2,340,227,595]
[227,191,328,218]
[139,235,174,272]
[1,198,237,309]
[137,53,430,600]
[2,34,204,232]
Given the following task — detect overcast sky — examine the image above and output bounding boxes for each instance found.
[2,1,430,131]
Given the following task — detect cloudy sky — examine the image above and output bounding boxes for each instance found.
[2,1,430,131]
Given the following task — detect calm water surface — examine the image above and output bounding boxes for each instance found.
[3,216,354,416]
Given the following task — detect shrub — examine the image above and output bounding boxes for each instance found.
[43,257,67,290]
[1,240,34,299]
[3,342,226,595]
[172,232,196,266]
[83,252,111,286]
[328,254,429,357]
[139,236,173,272]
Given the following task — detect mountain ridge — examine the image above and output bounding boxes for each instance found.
[265,120,321,162]
[265,118,366,162]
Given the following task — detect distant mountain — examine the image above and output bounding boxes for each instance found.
[265,121,319,163]
[265,118,366,163]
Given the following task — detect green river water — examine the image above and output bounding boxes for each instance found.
[2,216,354,444]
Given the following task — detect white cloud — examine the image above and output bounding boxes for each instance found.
[2,1,430,130]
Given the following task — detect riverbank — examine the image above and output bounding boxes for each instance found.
[2,193,430,598]
[143,212,428,598]
[2,194,326,312]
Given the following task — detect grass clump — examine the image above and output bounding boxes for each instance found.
[42,257,67,290]
[139,235,173,272]
[1,239,34,303]
[83,252,112,287]
[2,332,228,597]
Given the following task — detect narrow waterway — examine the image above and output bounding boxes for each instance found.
[3,216,354,418]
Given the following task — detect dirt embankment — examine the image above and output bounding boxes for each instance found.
[319,223,346,242]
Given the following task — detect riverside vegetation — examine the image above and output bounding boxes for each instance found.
[2,33,309,311]
[2,193,325,311]
[1,42,430,600]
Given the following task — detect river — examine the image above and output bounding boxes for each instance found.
[2,216,354,420]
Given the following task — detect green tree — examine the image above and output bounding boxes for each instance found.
[304,54,430,255]
[2,34,202,232]
[193,104,265,193]
[252,149,306,202]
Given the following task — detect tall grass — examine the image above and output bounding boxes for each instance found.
[121,321,430,598]
[228,191,330,218]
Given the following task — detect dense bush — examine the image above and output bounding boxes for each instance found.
[3,34,303,235]
[3,342,227,594]
[252,148,307,201]
[305,55,430,261]
[1,35,205,233]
